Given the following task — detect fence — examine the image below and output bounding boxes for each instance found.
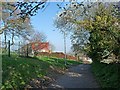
[37,52,77,60]
[0,40,31,57]
[0,40,77,60]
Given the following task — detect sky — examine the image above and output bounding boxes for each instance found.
[31,2,72,53]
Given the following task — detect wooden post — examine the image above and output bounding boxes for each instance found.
[26,44,28,57]
[8,40,10,57]
[18,42,20,56]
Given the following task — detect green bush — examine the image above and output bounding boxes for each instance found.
[91,61,120,88]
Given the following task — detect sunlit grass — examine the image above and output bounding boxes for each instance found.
[2,55,81,89]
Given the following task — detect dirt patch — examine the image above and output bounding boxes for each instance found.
[25,66,67,89]
[47,67,66,80]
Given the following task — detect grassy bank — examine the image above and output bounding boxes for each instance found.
[2,55,81,89]
[91,61,119,88]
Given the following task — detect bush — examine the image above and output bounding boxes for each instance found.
[91,61,120,88]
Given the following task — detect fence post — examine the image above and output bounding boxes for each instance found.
[26,44,28,57]
[8,40,10,57]
[18,42,20,56]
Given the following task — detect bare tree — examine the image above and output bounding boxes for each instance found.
[29,31,47,43]
[1,2,34,48]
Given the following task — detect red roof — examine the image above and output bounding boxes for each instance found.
[31,42,50,52]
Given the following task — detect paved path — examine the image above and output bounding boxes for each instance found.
[48,64,100,89]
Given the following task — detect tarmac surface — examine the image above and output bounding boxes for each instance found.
[48,64,100,89]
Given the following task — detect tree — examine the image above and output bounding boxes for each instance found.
[49,42,55,52]
[7,1,47,19]
[78,3,120,61]
[54,2,120,63]
[29,31,47,42]
[1,2,33,50]
[54,1,91,55]
[54,2,85,32]
[26,31,47,56]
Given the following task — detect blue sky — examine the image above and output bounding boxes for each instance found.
[31,2,72,53]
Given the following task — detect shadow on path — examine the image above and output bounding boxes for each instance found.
[48,64,100,89]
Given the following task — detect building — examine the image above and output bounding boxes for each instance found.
[31,42,50,53]
[19,42,51,56]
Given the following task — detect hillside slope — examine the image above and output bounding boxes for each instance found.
[2,55,81,89]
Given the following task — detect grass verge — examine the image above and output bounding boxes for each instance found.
[91,61,120,88]
[2,55,81,89]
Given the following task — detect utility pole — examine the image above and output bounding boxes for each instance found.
[53,29,67,66]
[63,31,67,66]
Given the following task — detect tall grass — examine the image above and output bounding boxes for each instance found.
[91,61,119,88]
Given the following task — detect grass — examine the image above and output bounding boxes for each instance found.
[91,61,120,88]
[2,55,81,89]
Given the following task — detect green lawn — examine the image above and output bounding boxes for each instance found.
[2,55,81,89]
[91,61,120,88]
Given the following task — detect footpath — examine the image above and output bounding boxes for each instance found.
[48,64,100,89]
